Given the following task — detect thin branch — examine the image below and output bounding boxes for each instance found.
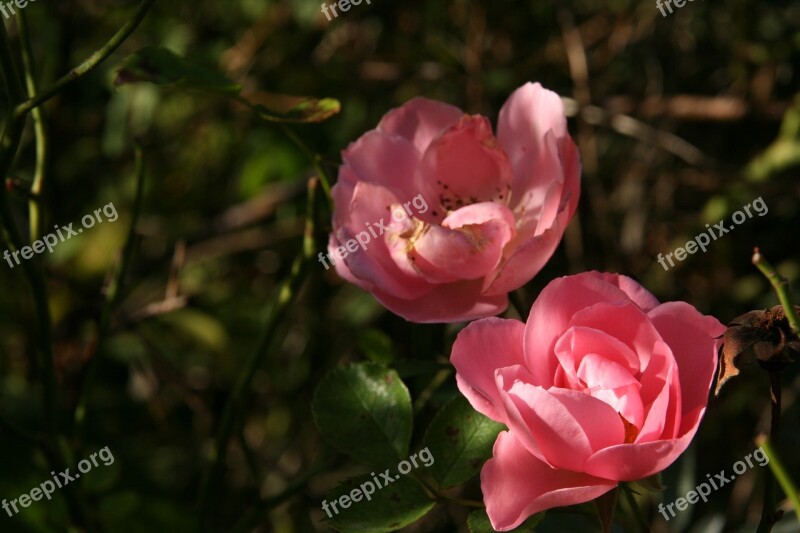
[73,142,147,436]
[197,178,319,525]
[0,15,56,439]
[757,438,800,519]
[757,372,783,533]
[17,10,49,242]
[279,123,333,207]
[752,247,800,335]
[12,0,158,119]
[561,97,709,167]
[620,483,649,532]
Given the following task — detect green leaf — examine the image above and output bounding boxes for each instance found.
[115,47,341,123]
[630,473,664,493]
[251,97,341,123]
[313,363,412,466]
[324,472,435,533]
[467,509,544,533]
[423,396,505,488]
[358,329,395,364]
[114,46,241,93]
[594,487,618,533]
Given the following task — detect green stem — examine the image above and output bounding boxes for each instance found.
[237,428,263,482]
[509,290,529,320]
[197,178,319,525]
[408,470,480,508]
[757,371,783,533]
[752,247,800,335]
[279,124,333,207]
[17,10,48,242]
[0,12,56,438]
[620,483,648,533]
[758,438,800,518]
[230,94,334,206]
[12,0,158,119]
[73,142,147,436]
[437,495,484,508]
[413,368,452,413]
[230,453,334,533]
[1,21,95,532]
[0,17,25,174]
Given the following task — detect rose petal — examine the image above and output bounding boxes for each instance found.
[371,278,507,323]
[554,326,640,388]
[482,431,616,531]
[577,354,644,429]
[568,301,663,371]
[333,182,432,300]
[496,83,571,213]
[341,130,421,199]
[583,429,699,481]
[500,381,625,470]
[451,317,527,423]
[523,272,643,387]
[594,273,661,312]
[415,115,514,212]
[482,205,569,296]
[409,203,516,283]
[636,340,680,442]
[648,302,724,426]
[377,97,464,154]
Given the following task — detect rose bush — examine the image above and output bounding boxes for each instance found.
[327,82,580,322]
[450,271,725,530]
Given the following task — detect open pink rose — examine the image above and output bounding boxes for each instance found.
[323,82,580,323]
[450,272,725,530]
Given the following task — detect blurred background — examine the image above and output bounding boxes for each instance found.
[0,0,799,531]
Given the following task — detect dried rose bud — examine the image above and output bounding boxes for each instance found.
[715,305,800,395]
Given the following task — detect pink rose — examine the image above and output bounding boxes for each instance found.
[324,82,580,323]
[450,272,725,530]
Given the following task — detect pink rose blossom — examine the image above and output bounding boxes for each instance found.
[450,272,725,530]
[326,82,580,323]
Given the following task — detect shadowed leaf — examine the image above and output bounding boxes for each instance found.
[324,473,435,533]
[115,46,241,93]
[423,396,505,489]
[312,363,412,466]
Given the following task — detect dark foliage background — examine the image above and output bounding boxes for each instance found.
[1,0,799,531]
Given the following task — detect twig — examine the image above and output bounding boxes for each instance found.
[13,0,158,118]
[561,97,709,167]
[18,10,49,242]
[756,438,800,518]
[279,123,333,207]
[621,483,649,532]
[197,178,319,526]
[757,371,783,533]
[73,142,147,436]
[0,14,57,446]
[752,247,800,335]
[413,368,452,413]
[230,452,335,533]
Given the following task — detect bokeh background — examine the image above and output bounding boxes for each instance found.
[1,0,799,531]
